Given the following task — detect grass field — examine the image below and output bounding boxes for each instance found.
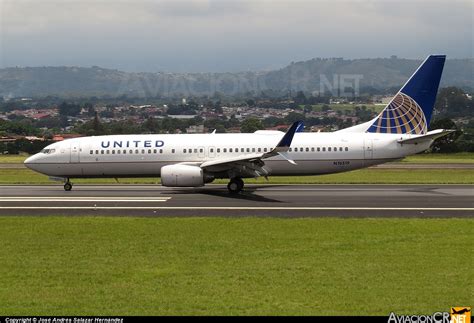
[0,168,473,184]
[401,152,474,164]
[0,154,30,163]
[0,217,471,316]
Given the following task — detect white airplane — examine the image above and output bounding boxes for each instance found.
[25,55,453,193]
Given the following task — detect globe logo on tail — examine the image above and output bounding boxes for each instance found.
[367,92,428,134]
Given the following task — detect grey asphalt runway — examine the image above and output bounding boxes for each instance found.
[0,184,473,217]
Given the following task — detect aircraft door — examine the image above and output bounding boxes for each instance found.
[364,139,373,159]
[70,142,80,163]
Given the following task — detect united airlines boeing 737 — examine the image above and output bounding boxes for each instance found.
[25,55,453,193]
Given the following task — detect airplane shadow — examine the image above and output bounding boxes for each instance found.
[166,185,285,203]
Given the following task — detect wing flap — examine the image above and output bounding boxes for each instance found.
[200,153,263,168]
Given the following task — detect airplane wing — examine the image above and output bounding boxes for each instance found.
[199,121,303,177]
[397,129,455,144]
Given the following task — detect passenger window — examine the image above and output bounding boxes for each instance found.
[264,148,267,152]
[252,148,255,152]
[189,150,192,154]
[123,150,126,154]
[289,148,292,152]
[334,147,337,151]
[306,147,309,152]
[200,149,203,153]
[322,147,326,152]
[101,150,104,154]
[141,149,145,154]
[217,148,220,153]
[153,149,157,154]
[90,150,93,154]
[223,148,227,153]
[339,147,343,152]
[148,149,152,154]
[183,149,187,153]
[246,148,250,153]
[311,147,315,152]
[129,150,133,154]
[95,150,99,154]
[135,149,139,154]
[106,150,110,154]
[112,150,115,154]
[258,148,261,152]
[194,149,197,153]
[229,148,233,153]
[210,148,214,153]
[117,150,121,154]
[160,149,163,154]
[345,147,349,151]
[172,149,175,153]
[328,147,331,152]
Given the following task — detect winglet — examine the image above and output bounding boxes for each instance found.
[275,121,303,151]
[296,122,305,133]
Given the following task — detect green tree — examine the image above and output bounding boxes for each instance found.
[429,118,461,153]
[294,91,307,105]
[240,118,264,133]
[58,102,81,117]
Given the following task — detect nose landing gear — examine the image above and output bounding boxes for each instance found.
[227,177,244,193]
[64,180,73,191]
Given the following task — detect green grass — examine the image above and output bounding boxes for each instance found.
[0,217,472,315]
[1,168,472,184]
[0,154,30,163]
[402,152,474,164]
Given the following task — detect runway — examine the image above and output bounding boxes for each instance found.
[0,184,473,217]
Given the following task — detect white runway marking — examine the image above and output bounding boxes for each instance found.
[0,206,472,211]
[0,196,172,203]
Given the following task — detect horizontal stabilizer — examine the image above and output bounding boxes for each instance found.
[397,129,455,144]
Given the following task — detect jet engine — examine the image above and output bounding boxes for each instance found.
[161,164,205,187]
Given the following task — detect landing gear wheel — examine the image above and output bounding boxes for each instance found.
[227,178,244,194]
[64,182,73,191]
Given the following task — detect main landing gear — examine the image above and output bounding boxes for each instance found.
[227,177,244,194]
[64,179,73,191]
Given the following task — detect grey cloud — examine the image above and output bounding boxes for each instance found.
[0,0,471,72]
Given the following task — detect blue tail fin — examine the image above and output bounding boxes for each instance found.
[367,55,446,134]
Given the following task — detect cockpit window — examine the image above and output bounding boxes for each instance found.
[41,148,55,154]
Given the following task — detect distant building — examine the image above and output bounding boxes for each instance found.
[52,134,82,141]
[186,125,204,134]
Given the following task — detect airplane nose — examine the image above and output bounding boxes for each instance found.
[24,154,39,170]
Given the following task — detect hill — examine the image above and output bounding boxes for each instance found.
[0,57,472,98]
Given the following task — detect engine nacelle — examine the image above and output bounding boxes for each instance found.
[161,164,204,187]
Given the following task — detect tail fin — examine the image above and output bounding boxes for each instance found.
[367,55,446,134]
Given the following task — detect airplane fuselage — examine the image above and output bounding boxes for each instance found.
[25,131,431,179]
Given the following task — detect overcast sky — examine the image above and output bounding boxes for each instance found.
[0,0,472,72]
